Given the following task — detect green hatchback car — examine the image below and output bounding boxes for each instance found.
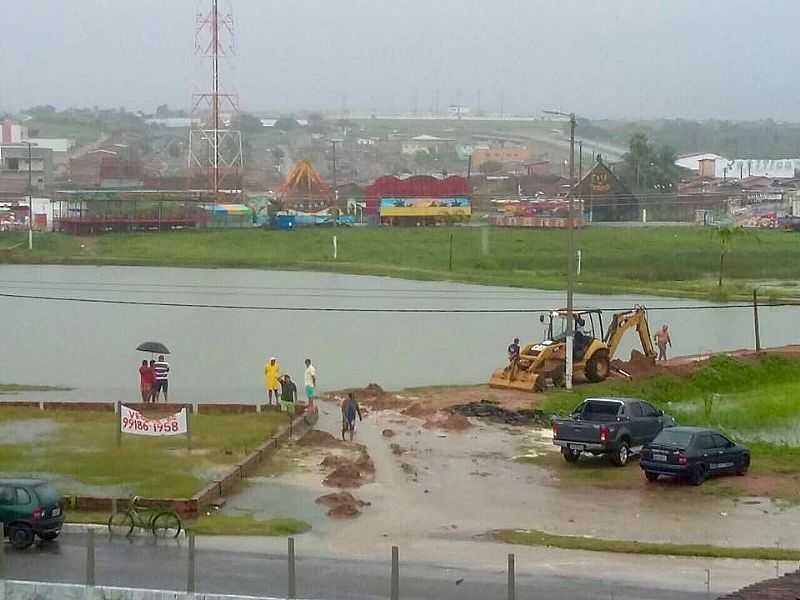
[0,479,65,549]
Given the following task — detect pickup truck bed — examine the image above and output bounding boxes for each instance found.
[553,397,675,466]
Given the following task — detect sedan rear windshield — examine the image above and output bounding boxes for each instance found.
[33,484,61,506]
[653,429,694,447]
[577,401,621,419]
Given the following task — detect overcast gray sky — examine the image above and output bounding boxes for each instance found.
[2,0,798,120]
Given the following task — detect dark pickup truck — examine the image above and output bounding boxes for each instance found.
[552,397,675,466]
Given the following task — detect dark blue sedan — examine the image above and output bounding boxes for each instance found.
[640,426,750,486]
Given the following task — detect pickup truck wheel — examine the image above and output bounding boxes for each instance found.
[688,464,706,486]
[736,455,750,476]
[561,447,581,463]
[645,471,660,482]
[9,524,35,550]
[611,441,630,467]
[585,351,610,383]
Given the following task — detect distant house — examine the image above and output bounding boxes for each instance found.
[401,135,455,155]
[0,144,53,194]
[571,156,639,222]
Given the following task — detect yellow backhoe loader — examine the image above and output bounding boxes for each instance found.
[489,306,656,392]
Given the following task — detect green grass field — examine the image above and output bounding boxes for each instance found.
[494,528,800,561]
[0,408,285,498]
[2,226,799,299]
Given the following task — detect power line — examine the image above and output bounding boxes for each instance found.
[0,291,796,313]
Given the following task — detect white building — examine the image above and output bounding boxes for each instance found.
[401,134,455,155]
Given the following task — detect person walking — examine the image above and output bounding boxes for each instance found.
[264,357,281,407]
[138,360,153,403]
[341,393,363,441]
[154,354,170,402]
[304,358,317,407]
[654,324,672,361]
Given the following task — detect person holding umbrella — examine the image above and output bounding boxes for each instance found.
[136,342,170,403]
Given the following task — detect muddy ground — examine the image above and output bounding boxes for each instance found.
[221,379,800,554]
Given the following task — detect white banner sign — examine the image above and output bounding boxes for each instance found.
[121,405,187,436]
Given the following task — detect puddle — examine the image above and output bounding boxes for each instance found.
[0,419,61,444]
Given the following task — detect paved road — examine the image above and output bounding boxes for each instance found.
[1,534,714,600]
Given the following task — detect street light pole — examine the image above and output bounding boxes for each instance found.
[26,142,33,250]
[545,110,577,390]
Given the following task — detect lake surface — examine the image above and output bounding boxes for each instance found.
[0,265,796,404]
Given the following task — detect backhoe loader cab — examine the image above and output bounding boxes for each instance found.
[489,306,656,393]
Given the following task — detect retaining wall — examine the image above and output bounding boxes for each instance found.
[0,580,320,600]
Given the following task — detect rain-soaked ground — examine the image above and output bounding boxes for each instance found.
[223,398,800,555]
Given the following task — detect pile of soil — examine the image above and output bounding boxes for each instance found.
[323,463,365,488]
[611,349,658,379]
[450,400,549,427]
[402,402,435,418]
[315,491,371,519]
[298,430,344,448]
[423,412,472,431]
[320,455,352,469]
[382,429,395,438]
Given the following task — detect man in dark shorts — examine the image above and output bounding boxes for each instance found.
[341,393,363,441]
[154,355,170,402]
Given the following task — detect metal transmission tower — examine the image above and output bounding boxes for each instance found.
[189,0,243,196]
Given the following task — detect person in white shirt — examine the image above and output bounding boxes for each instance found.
[304,358,317,407]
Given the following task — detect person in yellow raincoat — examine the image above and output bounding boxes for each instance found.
[265,357,281,406]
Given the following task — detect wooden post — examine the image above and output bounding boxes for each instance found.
[116,402,122,448]
[753,288,761,353]
[86,528,96,586]
[287,537,296,599]
[448,233,454,271]
[390,546,399,600]
[507,553,515,600]
[186,406,192,452]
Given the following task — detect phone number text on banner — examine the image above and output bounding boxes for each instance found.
[121,405,187,436]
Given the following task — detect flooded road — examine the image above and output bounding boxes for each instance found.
[0,264,796,403]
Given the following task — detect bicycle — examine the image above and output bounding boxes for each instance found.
[108,496,182,538]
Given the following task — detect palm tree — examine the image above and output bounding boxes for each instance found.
[714,225,746,289]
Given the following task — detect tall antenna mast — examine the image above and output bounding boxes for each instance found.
[189,0,243,197]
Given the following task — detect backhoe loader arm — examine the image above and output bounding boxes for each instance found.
[606,307,657,360]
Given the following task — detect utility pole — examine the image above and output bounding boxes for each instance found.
[579,141,583,181]
[544,110,577,390]
[26,141,33,250]
[331,139,342,206]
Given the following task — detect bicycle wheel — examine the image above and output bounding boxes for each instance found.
[108,511,135,537]
[152,511,182,538]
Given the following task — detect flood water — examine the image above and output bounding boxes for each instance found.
[0,265,796,404]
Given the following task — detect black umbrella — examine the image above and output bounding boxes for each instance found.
[136,341,170,355]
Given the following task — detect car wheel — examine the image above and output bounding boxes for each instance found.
[38,531,60,542]
[688,465,706,486]
[561,447,581,463]
[611,441,630,467]
[9,525,35,550]
[645,471,660,482]
[736,455,750,476]
[585,351,610,383]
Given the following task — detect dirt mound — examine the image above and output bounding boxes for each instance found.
[382,429,395,438]
[298,430,344,447]
[356,455,376,474]
[611,349,658,379]
[402,402,435,418]
[316,491,371,519]
[423,412,472,431]
[323,463,365,488]
[450,400,549,427]
[320,455,352,469]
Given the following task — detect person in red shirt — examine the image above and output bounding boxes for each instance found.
[138,360,153,403]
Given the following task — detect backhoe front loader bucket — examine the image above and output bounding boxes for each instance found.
[489,367,542,392]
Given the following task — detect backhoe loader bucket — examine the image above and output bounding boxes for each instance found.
[489,367,542,392]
